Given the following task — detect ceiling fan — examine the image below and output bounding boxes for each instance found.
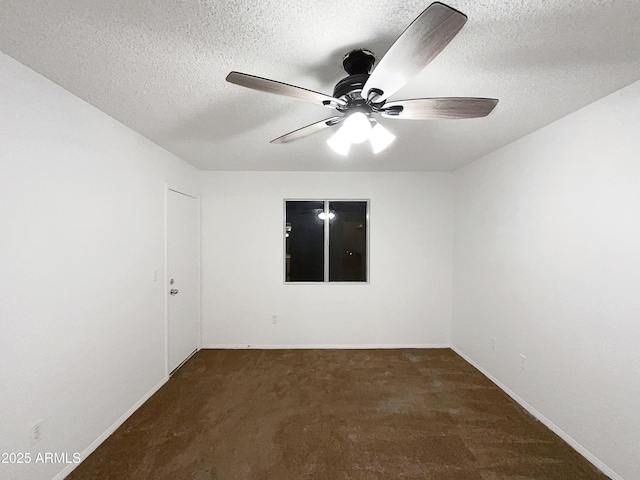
[226,2,498,155]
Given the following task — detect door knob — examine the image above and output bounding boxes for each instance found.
[170,289,179,295]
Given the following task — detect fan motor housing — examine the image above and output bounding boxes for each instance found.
[333,73,369,101]
[334,50,375,100]
[333,49,385,107]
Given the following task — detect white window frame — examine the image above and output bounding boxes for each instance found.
[283,199,370,284]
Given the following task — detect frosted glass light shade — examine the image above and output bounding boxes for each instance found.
[327,127,351,155]
[341,112,371,144]
[369,123,396,153]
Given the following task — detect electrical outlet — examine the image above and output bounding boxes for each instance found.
[490,337,496,351]
[30,420,43,446]
[271,314,278,325]
[519,354,527,371]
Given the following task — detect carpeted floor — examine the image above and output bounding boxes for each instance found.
[67,349,608,479]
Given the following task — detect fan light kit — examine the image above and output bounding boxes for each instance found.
[226,2,498,156]
[327,112,395,155]
[318,211,336,220]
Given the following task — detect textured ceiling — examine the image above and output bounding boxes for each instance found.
[1,0,639,171]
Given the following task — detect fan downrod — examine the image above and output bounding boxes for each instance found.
[342,49,375,75]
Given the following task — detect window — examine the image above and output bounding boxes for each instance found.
[285,200,368,283]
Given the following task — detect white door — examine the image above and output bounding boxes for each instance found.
[167,189,199,373]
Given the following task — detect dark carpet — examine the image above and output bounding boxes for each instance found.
[67,349,608,479]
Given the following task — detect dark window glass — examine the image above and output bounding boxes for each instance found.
[285,201,324,282]
[329,201,367,282]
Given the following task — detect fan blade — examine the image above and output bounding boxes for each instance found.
[226,72,346,108]
[380,97,498,120]
[362,2,467,103]
[270,116,343,144]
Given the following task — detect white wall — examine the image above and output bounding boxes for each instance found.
[452,81,640,480]
[0,52,198,480]
[200,171,453,348]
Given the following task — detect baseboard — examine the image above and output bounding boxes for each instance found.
[450,346,622,480]
[201,343,451,349]
[52,375,169,480]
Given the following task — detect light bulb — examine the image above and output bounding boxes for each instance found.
[369,123,396,153]
[341,112,371,144]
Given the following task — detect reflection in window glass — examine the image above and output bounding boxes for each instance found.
[329,201,367,282]
[285,201,324,282]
